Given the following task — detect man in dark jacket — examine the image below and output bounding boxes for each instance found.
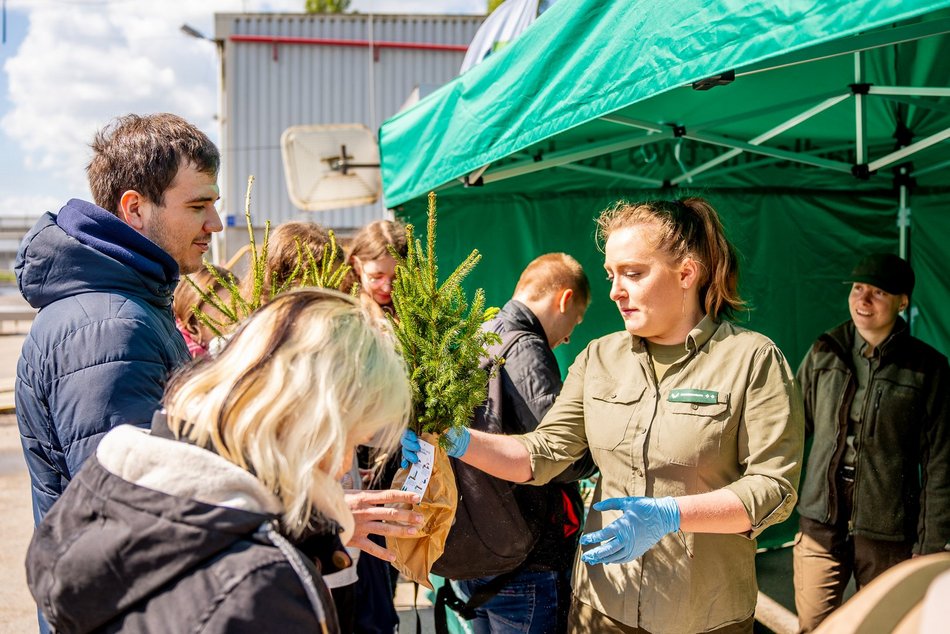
[15,113,222,525]
[794,253,950,631]
[455,253,591,634]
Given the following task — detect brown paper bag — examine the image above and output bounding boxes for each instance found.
[386,432,458,589]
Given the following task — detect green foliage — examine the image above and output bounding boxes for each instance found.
[487,0,505,15]
[389,193,501,444]
[189,176,352,338]
[305,0,351,13]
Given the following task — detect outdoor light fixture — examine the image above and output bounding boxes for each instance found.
[180,24,210,41]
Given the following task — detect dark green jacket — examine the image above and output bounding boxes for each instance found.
[796,318,950,554]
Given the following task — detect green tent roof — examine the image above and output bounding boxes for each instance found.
[380,0,950,206]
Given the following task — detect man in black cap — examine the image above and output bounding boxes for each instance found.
[793,253,950,631]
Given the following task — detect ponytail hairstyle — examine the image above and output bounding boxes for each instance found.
[596,197,745,321]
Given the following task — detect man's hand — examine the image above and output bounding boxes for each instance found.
[580,496,680,565]
[345,489,424,561]
[400,427,470,468]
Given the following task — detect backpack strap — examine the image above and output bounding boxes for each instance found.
[487,328,534,364]
[434,570,521,632]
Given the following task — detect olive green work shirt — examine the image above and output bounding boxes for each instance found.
[517,317,804,634]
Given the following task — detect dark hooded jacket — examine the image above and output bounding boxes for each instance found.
[26,424,342,634]
[15,199,190,523]
[797,318,950,553]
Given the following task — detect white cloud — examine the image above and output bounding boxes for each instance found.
[2,1,300,197]
[0,0,483,217]
[0,193,62,218]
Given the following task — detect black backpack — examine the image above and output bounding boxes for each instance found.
[430,329,586,631]
[431,329,539,581]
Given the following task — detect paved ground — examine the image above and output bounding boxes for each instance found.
[0,330,38,633]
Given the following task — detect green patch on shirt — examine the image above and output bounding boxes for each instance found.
[668,388,719,404]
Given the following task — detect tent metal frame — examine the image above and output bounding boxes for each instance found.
[449,10,949,284]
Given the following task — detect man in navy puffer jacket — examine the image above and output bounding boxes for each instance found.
[15,113,222,525]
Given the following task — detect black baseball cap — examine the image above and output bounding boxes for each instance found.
[847,253,915,296]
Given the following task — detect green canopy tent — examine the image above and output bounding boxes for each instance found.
[378,0,950,548]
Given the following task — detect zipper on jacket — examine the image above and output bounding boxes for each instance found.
[867,388,883,439]
[849,386,881,534]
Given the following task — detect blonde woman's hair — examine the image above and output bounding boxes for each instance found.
[162,288,411,540]
[596,197,745,321]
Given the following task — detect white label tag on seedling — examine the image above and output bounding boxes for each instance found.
[401,437,435,498]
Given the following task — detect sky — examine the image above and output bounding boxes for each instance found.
[0,0,484,218]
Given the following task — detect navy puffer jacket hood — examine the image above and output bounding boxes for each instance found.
[17,198,179,309]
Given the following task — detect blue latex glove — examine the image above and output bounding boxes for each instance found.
[400,427,471,468]
[579,496,680,565]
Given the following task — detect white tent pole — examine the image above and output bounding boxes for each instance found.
[558,163,664,187]
[855,52,866,164]
[463,163,491,185]
[672,93,850,184]
[898,169,911,332]
[867,127,950,172]
[899,177,909,260]
[912,157,950,178]
[869,86,950,97]
[683,130,854,172]
[480,130,673,184]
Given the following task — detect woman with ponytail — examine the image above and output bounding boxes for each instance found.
[402,197,804,633]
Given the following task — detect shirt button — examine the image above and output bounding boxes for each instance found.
[691,404,699,410]
[632,467,642,476]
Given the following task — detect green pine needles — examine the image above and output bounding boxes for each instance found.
[390,192,500,443]
[188,176,352,338]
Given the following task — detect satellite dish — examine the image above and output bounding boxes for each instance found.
[280,124,381,212]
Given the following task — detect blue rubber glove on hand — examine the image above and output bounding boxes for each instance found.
[579,496,680,566]
[400,427,471,468]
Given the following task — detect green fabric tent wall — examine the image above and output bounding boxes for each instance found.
[380,0,950,550]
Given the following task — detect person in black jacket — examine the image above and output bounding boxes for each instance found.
[26,289,416,634]
[794,253,950,631]
[16,113,223,525]
[455,253,590,634]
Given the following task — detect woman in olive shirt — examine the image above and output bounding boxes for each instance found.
[404,198,804,634]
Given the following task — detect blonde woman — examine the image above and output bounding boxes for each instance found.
[26,289,416,633]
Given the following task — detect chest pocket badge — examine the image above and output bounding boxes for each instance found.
[661,389,731,466]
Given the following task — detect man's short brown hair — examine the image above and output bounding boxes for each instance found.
[87,113,220,215]
[514,253,590,305]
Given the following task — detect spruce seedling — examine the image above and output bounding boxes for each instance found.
[389,192,500,446]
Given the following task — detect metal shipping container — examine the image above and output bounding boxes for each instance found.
[213,12,483,254]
